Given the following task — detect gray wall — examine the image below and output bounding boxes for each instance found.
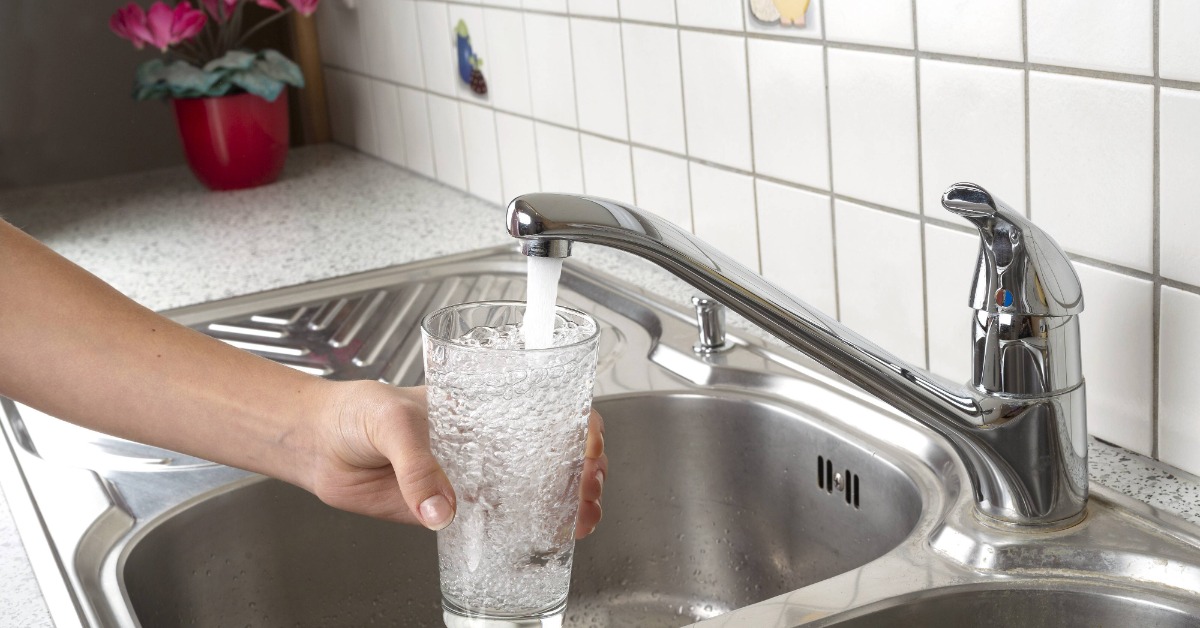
[0,1,184,190]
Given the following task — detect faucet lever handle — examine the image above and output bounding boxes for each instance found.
[941,182,1083,317]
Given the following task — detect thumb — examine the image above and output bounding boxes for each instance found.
[372,403,457,531]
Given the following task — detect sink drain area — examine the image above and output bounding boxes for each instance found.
[818,455,860,509]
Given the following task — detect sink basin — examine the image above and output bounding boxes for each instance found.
[7,246,1200,628]
[816,582,1200,628]
[122,392,923,627]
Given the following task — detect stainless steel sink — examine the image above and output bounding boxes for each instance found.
[120,392,923,627]
[3,245,1200,627]
[814,582,1200,628]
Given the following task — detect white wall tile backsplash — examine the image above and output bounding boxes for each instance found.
[320,0,1200,469]
[580,134,634,203]
[1027,0,1153,76]
[622,23,687,154]
[690,163,758,271]
[570,18,628,140]
[494,112,540,202]
[524,13,577,127]
[835,200,925,366]
[631,147,692,232]
[747,38,828,190]
[1160,0,1200,82]
[823,0,914,49]
[1075,263,1155,456]
[1029,72,1154,271]
[919,60,1024,215]
[923,224,977,385]
[534,122,583,192]
[828,49,919,213]
[914,0,1021,62]
[757,180,837,317]
[1160,288,1200,476]
[482,8,531,115]
[1159,88,1200,287]
[679,31,752,171]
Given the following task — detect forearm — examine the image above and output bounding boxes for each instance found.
[0,220,325,489]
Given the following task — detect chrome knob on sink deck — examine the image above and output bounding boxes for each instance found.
[507,182,1088,528]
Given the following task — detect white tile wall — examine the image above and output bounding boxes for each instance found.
[427,94,466,189]
[1160,0,1200,82]
[835,200,926,366]
[397,87,435,177]
[824,0,914,49]
[494,112,540,203]
[534,122,584,193]
[1160,88,1200,287]
[757,180,837,316]
[620,0,674,25]
[679,31,752,171]
[828,49,919,213]
[460,103,502,204]
[571,19,628,140]
[923,224,977,385]
[320,0,1200,470]
[919,60,1024,215]
[580,134,634,203]
[525,13,578,128]
[482,8,531,115]
[1159,288,1200,476]
[690,163,759,271]
[1029,72,1153,270]
[1075,263,1155,456]
[747,38,828,190]
[1027,0,1153,76]
[622,23,687,154]
[676,0,744,31]
[369,81,406,166]
[914,0,1021,61]
[631,147,692,232]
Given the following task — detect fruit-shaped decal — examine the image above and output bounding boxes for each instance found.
[455,19,487,95]
[750,0,810,27]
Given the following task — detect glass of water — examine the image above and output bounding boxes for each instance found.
[421,300,601,625]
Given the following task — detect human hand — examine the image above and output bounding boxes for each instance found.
[303,380,606,537]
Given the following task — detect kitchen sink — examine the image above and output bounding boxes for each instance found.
[814,582,1200,628]
[122,393,922,627]
[4,245,1200,627]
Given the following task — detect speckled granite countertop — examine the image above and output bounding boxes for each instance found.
[1,145,1197,626]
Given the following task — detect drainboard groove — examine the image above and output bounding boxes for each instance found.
[353,283,436,369]
[329,290,388,349]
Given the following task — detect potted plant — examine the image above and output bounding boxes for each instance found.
[110,0,320,190]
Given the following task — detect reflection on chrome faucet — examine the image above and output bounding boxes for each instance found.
[507,183,1088,528]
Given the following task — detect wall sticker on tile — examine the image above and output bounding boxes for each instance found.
[749,0,811,26]
[455,20,488,96]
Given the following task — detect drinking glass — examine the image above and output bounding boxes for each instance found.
[421,301,601,625]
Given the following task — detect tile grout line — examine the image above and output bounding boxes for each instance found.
[912,0,932,371]
[1151,0,1163,459]
[819,0,840,321]
[675,17,698,235]
[744,34,765,274]
[1022,0,1032,219]
[616,10,639,210]
[565,15,589,195]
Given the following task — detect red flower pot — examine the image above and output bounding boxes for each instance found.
[171,92,290,191]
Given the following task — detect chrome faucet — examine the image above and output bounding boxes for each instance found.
[507,182,1088,528]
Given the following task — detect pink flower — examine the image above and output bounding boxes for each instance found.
[256,0,285,10]
[287,0,320,16]
[144,1,207,51]
[109,3,154,50]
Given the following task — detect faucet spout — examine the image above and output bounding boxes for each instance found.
[507,189,1088,528]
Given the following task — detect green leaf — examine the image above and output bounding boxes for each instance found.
[133,59,221,101]
[203,50,257,73]
[228,70,286,102]
[254,49,305,89]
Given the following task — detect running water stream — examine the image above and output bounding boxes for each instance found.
[522,256,564,349]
